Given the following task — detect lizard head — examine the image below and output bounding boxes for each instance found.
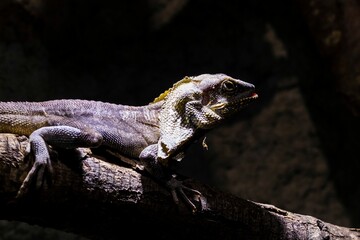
[193,73,258,118]
[152,73,258,126]
[154,73,258,161]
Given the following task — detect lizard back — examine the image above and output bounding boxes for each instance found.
[0,99,161,136]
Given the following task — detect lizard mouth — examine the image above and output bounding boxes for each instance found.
[210,92,258,111]
[239,92,258,105]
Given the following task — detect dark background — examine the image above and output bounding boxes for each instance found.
[0,0,359,239]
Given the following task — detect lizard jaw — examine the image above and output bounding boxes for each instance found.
[240,92,258,104]
[209,92,258,111]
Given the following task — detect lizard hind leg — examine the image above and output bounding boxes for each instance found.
[17,133,53,198]
[17,126,103,198]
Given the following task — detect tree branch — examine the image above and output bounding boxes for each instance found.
[0,134,358,240]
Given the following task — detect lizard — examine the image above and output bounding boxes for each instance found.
[0,73,258,211]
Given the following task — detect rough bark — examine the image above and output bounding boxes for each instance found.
[0,133,358,240]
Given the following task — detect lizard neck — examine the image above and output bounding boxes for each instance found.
[127,101,162,125]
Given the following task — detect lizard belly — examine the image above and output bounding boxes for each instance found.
[94,122,160,159]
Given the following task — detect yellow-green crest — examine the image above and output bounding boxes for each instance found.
[152,76,193,103]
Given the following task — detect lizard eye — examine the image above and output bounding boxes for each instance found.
[221,80,237,93]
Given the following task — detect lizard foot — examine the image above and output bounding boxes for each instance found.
[166,175,202,212]
[16,147,53,198]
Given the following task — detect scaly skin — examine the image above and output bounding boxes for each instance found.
[0,73,258,211]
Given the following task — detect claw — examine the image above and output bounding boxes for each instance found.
[170,189,179,204]
[178,187,197,212]
[166,175,202,212]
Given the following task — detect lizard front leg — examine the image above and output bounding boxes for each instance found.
[139,144,202,212]
[18,126,103,197]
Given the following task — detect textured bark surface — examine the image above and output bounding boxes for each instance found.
[0,133,358,240]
